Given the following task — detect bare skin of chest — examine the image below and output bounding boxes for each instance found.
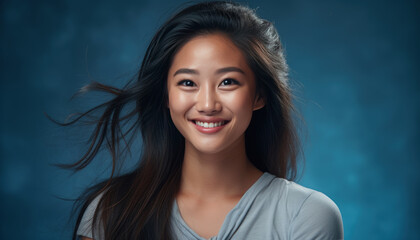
[177,194,242,239]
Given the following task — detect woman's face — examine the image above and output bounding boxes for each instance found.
[167,34,264,154]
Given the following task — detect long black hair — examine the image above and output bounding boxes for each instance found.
[62,1,301,239]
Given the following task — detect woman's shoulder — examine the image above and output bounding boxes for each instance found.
[77,192,105,239]
[262,173,344,239]
[264,174,340,212]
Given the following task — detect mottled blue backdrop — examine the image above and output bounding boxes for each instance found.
[1,0,419,239]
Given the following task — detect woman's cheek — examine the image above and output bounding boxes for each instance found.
[168,90,193,133]
[169,91,191,113]
[226,91,254,115]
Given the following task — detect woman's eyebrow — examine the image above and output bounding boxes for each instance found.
[216,67,245,75]
[173,68,198,76]
[173,67,245,77]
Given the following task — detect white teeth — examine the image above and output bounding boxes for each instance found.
[195,121,225,128]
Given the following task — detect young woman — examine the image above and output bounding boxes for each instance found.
[67,1,344,239]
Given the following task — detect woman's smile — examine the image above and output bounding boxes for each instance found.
[167,33,264,154]
[190,118,231,134]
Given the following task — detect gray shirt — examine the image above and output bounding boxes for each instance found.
[77,172,344,239]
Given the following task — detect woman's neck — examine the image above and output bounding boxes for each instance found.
[179,137,263,199]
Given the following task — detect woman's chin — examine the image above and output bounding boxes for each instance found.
[191,145,226,155]
[185,136,243,156]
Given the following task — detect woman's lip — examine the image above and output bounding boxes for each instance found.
[190,120,229,134]
[189,118,229,123]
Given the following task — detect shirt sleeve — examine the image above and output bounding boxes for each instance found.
[77,193,104,239]
[288,191,344,240]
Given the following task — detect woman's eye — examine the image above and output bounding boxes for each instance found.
[178,80,196,87]
[220,78,239,86]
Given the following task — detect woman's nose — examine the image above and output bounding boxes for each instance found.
[195,87,221,114]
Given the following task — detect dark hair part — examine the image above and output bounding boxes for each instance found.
[64,1,301,239]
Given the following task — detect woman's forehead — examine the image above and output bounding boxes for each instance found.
[168,34,253,77]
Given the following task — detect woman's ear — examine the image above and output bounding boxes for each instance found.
[253,94,265,111]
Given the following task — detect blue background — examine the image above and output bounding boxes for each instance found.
[1,0,419,239]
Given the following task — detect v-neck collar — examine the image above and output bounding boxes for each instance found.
[172,172,275,240]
